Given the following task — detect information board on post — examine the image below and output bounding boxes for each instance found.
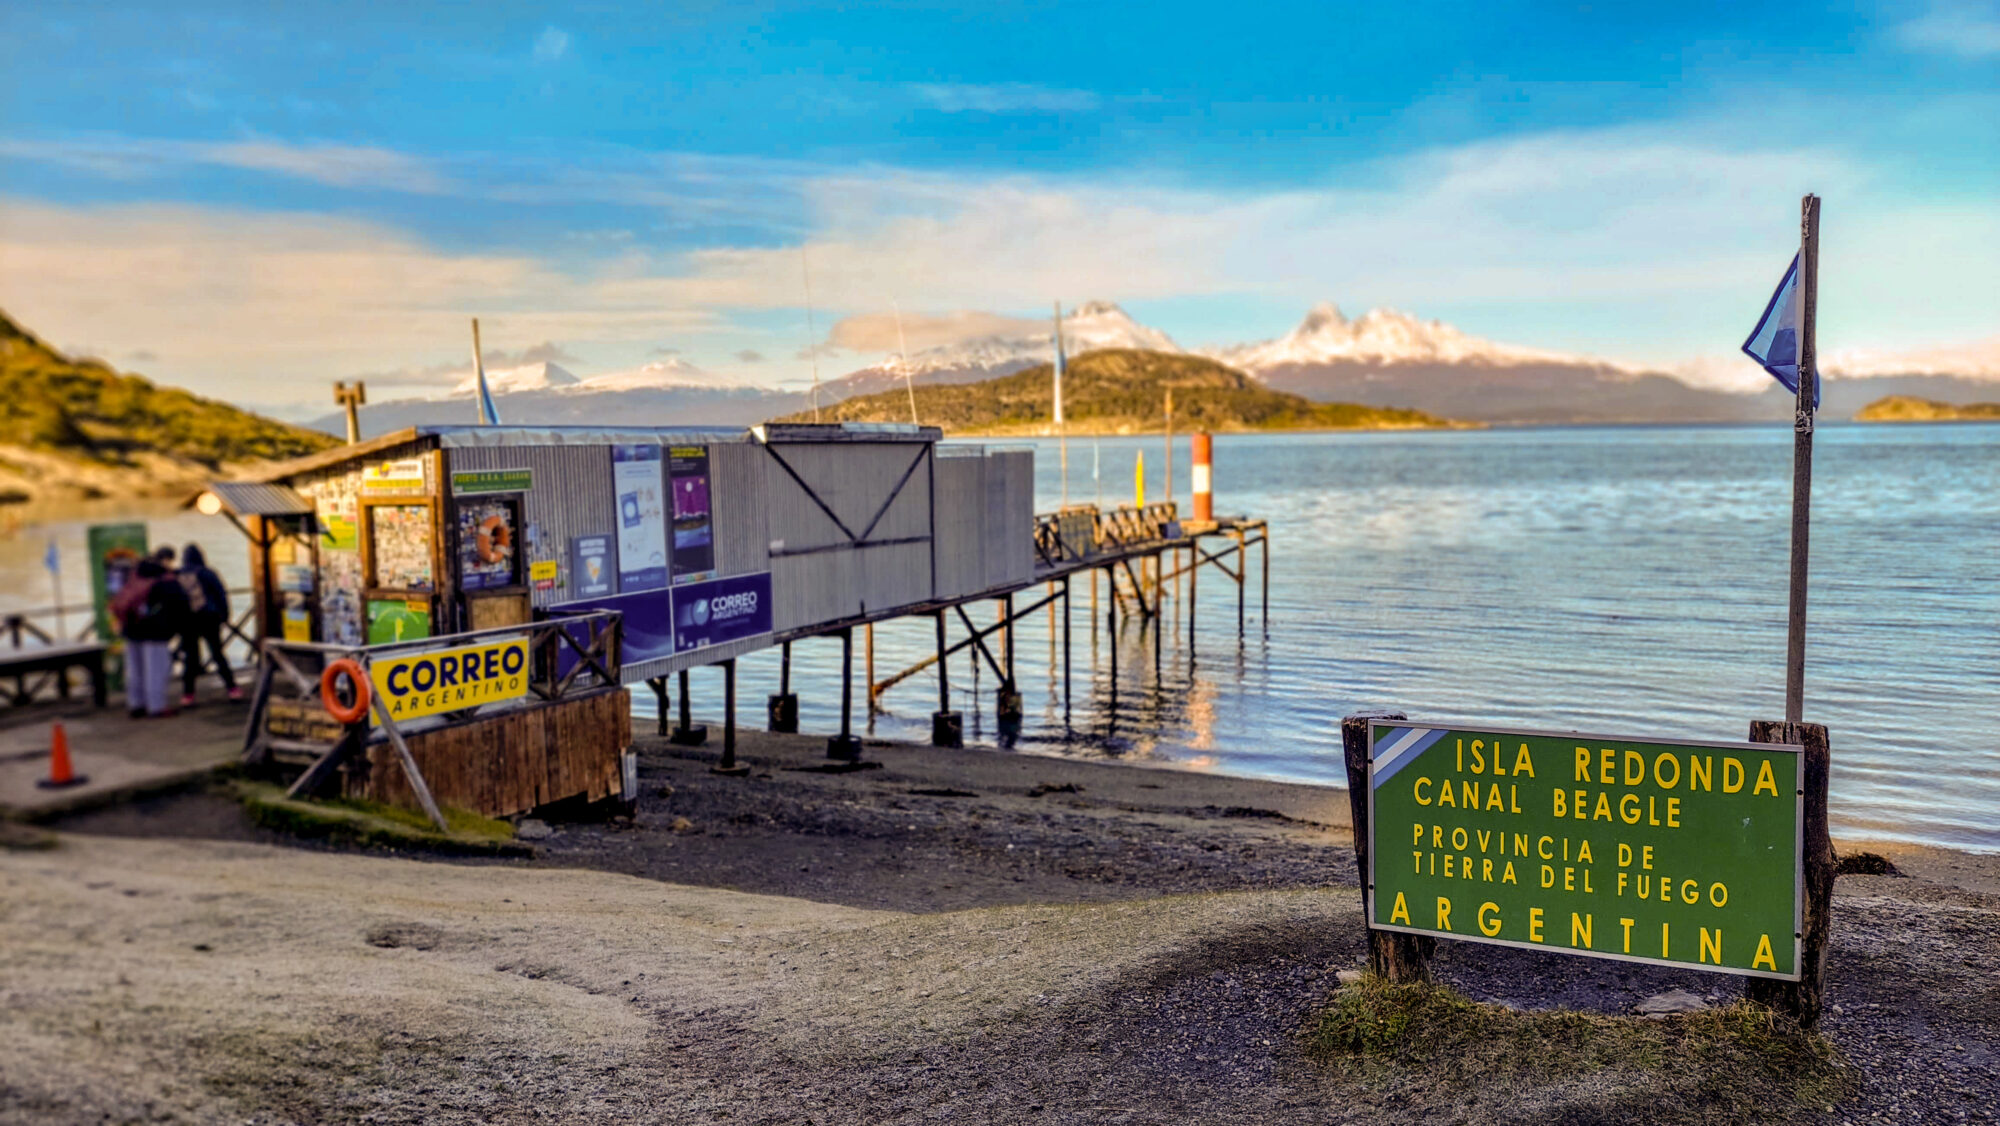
[1367,722,1803,980]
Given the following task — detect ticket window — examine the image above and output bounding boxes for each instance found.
[454,494,532,631]
[360,500,437,644]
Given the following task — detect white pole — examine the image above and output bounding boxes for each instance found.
[802,249,821,422]
[894,299,918,425]
[48,540,64,639]
[1054,300,1068,507]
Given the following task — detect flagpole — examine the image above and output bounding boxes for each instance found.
[1054,300,1068,507]
[1784,194,1820,724]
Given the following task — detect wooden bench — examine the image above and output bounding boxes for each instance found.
[2,642,109,708]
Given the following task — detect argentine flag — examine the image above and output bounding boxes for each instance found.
[1742,253,1817,410]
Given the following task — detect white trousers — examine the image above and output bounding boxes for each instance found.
[124,640,173,715]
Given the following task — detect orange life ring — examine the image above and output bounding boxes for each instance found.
[320,658,372,725]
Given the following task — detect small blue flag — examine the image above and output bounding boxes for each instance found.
[43,539,58,574]
[1743,253,1817,410]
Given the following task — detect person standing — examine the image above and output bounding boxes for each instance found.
[112,558,188,717]
[176,543,239,705]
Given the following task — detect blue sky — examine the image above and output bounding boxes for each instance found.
[1,0,1996,409]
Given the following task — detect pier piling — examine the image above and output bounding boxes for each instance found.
[828,628,861,761]
[713,659,748,776]
[671,668,706,746]
[768,641,798,733]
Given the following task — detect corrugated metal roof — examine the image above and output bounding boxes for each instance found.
[204,480,315,517]
[427,425,753,449]
[753,422,941,444]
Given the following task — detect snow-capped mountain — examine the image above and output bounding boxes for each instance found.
[1216,303,1591,372]
[571,357,752,393]
[447,360,580,397]
[820,300,1182,401]
[317,356,794,436]
[1219,304,1779,423]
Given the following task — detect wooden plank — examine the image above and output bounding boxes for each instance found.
[1746,720,1834,1029]
[1341,711,1434,983]
[369,691,448,832]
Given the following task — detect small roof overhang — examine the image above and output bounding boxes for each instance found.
[191,480,315,518]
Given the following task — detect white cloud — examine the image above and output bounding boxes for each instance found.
[3,123,1995,406]
[912,82,1101,114]
[0,135,451,194]
[0,200,714,402]
[1895,2,2000,58]
[533,26,571,62]
[826,309,1045,353]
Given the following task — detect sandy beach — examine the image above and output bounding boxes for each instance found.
[6,727,1998,1125]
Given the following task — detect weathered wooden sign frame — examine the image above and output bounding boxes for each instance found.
[1342,710,1837,1028]
[1364,720,1804,981]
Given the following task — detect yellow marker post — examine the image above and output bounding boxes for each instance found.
[1134,450,1145,508]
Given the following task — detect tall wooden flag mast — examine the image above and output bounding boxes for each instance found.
[1784,194,1819,723]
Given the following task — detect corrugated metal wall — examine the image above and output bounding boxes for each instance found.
[709,442,769,580]
[932,449,986,601]
[763,441,933,631]
[991,449,1035,588]
[446,444,615,610]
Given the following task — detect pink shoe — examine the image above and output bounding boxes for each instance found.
[180,694,197,708]
[226,686,244,701]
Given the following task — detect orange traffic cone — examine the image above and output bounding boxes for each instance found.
[37,722,88,790]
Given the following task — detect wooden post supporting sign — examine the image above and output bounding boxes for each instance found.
[1747,719,1833,1028]
[1341,711,1434,982]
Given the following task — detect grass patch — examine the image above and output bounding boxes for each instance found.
[233,781,529,857]
[1305,976,1854,1123]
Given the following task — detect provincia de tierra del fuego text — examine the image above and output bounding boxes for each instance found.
[1369,726,1802,979]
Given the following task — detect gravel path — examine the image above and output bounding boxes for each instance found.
[10,727,1997,1124]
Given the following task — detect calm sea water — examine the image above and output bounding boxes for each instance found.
[4,424,1994,851]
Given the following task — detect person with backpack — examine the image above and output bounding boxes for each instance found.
[175,543,239,705]
[112,557,189,717]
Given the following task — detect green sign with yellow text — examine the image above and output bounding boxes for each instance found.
[1368,723,1802,980]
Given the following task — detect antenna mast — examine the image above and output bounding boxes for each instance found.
[894,298,918,425]
[802,248,821,422]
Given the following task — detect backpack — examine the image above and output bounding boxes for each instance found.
[177,570,209,615]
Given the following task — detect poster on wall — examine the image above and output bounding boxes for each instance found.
[570,535,615,598]
[368,505,434,590]
[456,497,519,591]
[611,445,668,591]
[367,598,431,645]
[672,571,772,653]
[668,446,716,584]
[87,523,148,645]
[362,458,427,493]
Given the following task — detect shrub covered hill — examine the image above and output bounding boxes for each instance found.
[0,309,338,507]
[1854,395,2000,422]
[778,348,1464,434]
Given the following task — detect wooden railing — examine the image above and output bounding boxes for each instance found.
[3,590,259,706]
[242,611,623,830]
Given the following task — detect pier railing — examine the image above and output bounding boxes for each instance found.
[1033,502,1181,568]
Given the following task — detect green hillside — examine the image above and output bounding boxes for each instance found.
[782,349,1462,434]
[1854,395,2000,423]
[0,309,338,504]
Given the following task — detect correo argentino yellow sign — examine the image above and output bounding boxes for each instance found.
[369,637,531,721]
